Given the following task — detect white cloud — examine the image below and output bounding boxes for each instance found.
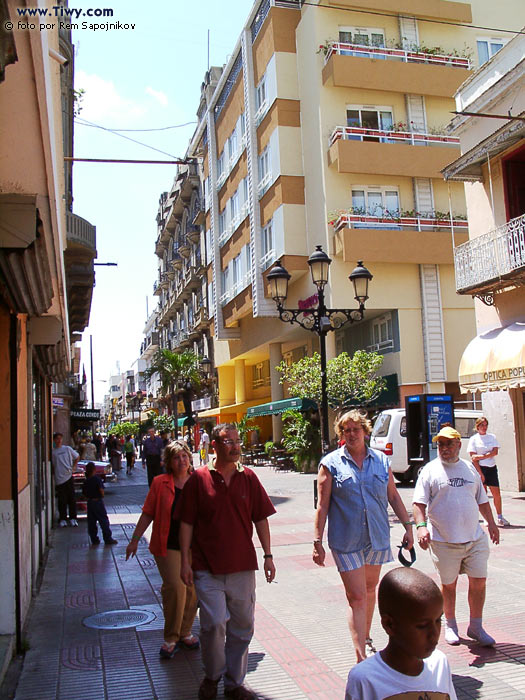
[145,87,169,106]
[75,70,148,126]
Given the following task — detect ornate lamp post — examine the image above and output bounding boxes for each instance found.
[267,246,373,453]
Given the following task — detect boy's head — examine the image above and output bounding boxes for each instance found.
[85,462,96,478]
[379,567,443,660]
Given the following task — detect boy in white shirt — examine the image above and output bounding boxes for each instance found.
[346,567,457,700]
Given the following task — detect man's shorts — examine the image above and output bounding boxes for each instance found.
[429,534,489,584]
[332,544,393,573]
[481,464,500,487]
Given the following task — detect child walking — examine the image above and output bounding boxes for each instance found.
[82,462,118,545]
[346,567,457,699]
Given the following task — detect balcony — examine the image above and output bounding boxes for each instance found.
[333,213,469,264]
[186,224,201,245]
[454,214,525,295]
[322,43,471,98]
[153,280,162,296]
[159,272,169,289]
[64,212,97,333]
[328,126,460,178]
[184,265,201,290]
[141,331,160,360]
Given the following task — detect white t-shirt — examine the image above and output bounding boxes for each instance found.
[413,457,488,543]
[467,432,499,468]
[346,649,457,700]
[52,445,79,485]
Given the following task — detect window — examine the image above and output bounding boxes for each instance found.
[261,221,274,263]
[228,129,238,164]
[339,26,385,57]
[477,37,505,66]
[217,151,224,178]
[258,147,271,193]
[218,210,226,236]
[347,105,394,140]
[205,228,212,264]
[230,191,239,228]
[371,413,391,438]
[352,187,399,218]
[240,112,246,143]
[370,314,394,351]
[242,177,250,215]
[252,360,271,388]
[256,76,267,112]
[232,253,242,289]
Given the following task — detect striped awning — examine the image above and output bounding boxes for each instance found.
[459,322,525,392]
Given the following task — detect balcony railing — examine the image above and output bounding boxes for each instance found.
[66,212,96,250]
[329,126,460,149]
[454,214,525,293]
[323,42,471,69]
[333,212,468,232]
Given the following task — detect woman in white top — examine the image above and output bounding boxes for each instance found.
[468,416,509,527]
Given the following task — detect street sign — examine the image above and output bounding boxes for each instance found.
[71,409,100,420]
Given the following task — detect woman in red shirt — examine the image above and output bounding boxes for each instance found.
[126,441,199,658]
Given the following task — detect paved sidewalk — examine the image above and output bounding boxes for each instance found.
[6,461,525,699]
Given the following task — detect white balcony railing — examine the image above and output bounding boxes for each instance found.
[329,125,460,149]
[333,212,468,232]
[324,42,471,69]
[454,214,525,293]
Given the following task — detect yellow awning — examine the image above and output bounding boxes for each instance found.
[459,322,525,392]
[197,398,268,419]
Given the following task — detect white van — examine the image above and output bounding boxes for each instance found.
[370,408,482,483]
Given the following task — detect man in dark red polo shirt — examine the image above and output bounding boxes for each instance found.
[179,423,276,700]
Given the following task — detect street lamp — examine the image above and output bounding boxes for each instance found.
[267,246,373,453]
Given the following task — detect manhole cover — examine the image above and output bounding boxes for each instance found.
[83,609,156,630]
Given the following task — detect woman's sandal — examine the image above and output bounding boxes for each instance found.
[159,642,178,659]
[178,634,200,650]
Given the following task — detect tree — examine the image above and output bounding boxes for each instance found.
[234,415,259,448]
[277,350,386,410]
[108,422,139,439]
[143,349,203,434]
[281,409,321,472]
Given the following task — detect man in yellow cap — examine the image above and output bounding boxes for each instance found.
[412,426,499,647]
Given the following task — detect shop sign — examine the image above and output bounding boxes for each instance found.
[52,397,64,407]
[71,409,100,420]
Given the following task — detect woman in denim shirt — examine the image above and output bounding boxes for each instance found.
[313,410,413,663]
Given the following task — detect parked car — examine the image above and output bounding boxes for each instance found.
[73,459,117,487]
[370,407,482,483]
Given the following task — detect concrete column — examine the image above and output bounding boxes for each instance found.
[234,359,246,405]
[269,343,284,443]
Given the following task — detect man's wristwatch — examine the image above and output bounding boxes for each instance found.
[263,553,273,559]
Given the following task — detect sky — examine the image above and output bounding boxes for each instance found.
[70,0,252,403]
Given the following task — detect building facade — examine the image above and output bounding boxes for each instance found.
[152,0,523,444]
[443,30,525,490]
[0,0,96,662]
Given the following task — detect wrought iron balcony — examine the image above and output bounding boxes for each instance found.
[454,214,525,298]
[333,212,468,232]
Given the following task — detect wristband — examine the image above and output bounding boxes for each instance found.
[416,522,427,529]
[263,553,273,559]
[313,539,322,545]
[403,521,413,526]
[131,534,141,541]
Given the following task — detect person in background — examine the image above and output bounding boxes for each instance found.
[413,426,499,647]
[313,410,413,663]
[178,423,276,700]
[82,462,117,545]
[345,567,457,700]
[142,427,165,486]
[468,416,509,527]
[199,428,210,465]
[126,441,199,658]
[123,434,136,475]
[93,433,103,461]
[52,433,79,527]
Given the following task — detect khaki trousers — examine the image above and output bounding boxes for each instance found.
[194,570,255,689]
[154,549,198,644]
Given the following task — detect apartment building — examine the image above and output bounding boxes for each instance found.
[443,30,525,490]
[156,0,523,443]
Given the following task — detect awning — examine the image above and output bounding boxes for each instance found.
[459,322,525,392]
[197,398,264,419]
[442,117,525,182]
[247,397,317,417]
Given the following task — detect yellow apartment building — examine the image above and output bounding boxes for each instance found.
[156,0,523,444]
[443,30,525,490]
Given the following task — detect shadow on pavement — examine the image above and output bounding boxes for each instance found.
[268,496,291,506]
[452,673,483,699]
[467,641,525,667]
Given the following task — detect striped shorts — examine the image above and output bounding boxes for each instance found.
[331,544,393,573]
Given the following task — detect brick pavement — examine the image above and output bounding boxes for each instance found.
[6,460,525,699]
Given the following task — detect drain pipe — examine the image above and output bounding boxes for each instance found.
[10,314,22,654]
